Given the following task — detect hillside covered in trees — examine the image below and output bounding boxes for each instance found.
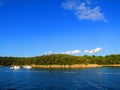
[0,54,120,66]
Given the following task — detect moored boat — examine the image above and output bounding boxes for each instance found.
[23,65,32,69]
[10,66,20,70]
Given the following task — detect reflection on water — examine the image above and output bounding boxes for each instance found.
[0,67,120,90]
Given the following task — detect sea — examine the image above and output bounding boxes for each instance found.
[0,66,120,90]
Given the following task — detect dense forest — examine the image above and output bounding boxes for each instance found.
[0,54,120,66]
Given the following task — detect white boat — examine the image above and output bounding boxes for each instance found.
[10,66,20,70]
[23,65,32,69]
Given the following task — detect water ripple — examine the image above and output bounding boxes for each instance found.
[0,67,120,90]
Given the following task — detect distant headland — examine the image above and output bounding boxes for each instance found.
[0,54,120,68]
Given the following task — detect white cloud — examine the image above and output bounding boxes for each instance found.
[84,47,102,54]
[45,48,102,55]
[94,47,102,53]
[46,51,53,55]
[84,50,89,53]
[45,49,81,55]
[64,49,81,54]
[62,0,106,21]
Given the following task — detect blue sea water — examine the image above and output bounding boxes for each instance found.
[0,67,120,90]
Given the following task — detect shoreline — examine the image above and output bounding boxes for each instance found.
[31,64,102,69]
[31,64,120,69]
[102,64,120,67]
[1,64,120,69]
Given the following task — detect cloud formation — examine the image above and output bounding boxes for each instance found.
[46,50,81,55]
[64,50,81,54]
[45,51,53,55]
[84,47,102,54]
[62,0,106,21]
[45,48,102,55]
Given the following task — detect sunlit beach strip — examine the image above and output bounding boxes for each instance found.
[31,64,102,69]
[30,64,120,69]
[102,64,120,67]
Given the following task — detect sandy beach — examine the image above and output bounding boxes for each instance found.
[31,64,102,69]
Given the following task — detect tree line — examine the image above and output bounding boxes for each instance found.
[0,54,120,66]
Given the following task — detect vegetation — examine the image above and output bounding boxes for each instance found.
[0,54,120,66]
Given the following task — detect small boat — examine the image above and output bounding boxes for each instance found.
[23,65,32,69]
[10,66,20,70]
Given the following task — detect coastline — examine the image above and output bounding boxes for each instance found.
[31,64,120,69]
[31,64,102,69]
[102,64,120,67]
[1,64,120,69]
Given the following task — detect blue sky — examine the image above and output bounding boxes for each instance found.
[0,0,120,57]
